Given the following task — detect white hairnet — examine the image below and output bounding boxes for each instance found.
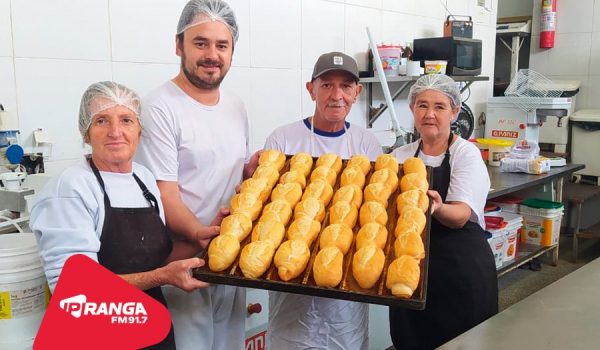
[177,0,239,42]
[408,74,462,108]
[78,81,141,140]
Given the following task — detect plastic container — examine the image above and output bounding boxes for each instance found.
[486,212,523,262]
[570,109,600,178]
[476,138,515,166]
[376,44,401,76]
[487,228,506,268]
[469,138,488,163]
[424,60,447,74]
[0,233,49,348]
[519,199,564,247]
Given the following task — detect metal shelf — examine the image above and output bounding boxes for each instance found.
[497,243,557,277]
[359,75,489,127]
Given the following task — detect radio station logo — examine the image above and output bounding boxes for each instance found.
[59,294,148,324]
[34,255,171,349]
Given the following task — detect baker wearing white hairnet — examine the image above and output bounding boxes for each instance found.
[135,1,259,349]
[389,74,498,349]
[31,81,212,349]
[264,52,382,350]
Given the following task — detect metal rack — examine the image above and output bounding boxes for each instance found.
[359,75,489,127]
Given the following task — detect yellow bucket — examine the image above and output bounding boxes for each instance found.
[476,138,514,166]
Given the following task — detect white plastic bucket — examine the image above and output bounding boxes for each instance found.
[487,229,506,268]
[0,233,48,348]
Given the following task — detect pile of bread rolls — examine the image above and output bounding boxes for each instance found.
[386,157,428,298]
[207,150,429,301]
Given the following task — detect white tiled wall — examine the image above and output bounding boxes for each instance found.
[1,0,498,170]
[529,0,600,111]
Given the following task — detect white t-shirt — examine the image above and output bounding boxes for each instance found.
[30,160,163,292]
[391,137,489,228]
[135,81,249,224]
[134,81,248,350]
[264,118,382,161]
[265,118,382,350]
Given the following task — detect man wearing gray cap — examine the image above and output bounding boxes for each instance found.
[264,52,382,349]
[135,0,258,349]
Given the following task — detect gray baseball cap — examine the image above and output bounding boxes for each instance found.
[311,52,359,81]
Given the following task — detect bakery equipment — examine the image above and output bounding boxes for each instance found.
[485,70,574,144]
[570,109,600,182]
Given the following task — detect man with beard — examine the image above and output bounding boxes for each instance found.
[135,1,258,349]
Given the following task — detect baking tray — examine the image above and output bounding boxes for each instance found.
[193,156,432,309]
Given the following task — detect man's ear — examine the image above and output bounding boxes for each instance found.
[306,81,316,101]
[175,34,183,57]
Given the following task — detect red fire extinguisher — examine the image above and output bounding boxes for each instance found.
[540,0,556,48]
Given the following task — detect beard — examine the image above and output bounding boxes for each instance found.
[180,50,229,90]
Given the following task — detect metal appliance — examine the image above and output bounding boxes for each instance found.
[485,70,576,145]
[413,37,482,76]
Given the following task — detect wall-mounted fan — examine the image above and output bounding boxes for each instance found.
[451,102,475,139]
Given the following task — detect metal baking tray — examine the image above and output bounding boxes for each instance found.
[193,157,432,309]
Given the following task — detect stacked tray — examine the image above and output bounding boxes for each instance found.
[193,154,432,309]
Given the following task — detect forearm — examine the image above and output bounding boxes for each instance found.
[162,195,205,242]
[164,240,202,264]
[119,268,167,291]
[432,201,471,229]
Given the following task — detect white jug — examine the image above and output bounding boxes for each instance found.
[0,172,27,191]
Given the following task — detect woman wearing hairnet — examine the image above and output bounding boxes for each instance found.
[389,74,498,349]
[30,81,215,349]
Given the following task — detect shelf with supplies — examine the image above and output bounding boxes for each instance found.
[359,75,489,127]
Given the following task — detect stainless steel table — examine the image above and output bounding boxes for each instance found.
[487,164,585,275]
[439,256,600,350]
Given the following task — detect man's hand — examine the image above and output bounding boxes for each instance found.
[243,150,263,179]
[194,206,230,248]
[162,257,209,292]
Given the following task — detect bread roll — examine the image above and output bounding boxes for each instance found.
[274,240,310,281]
[398,207,427,236]
[271,182,303,207]
[294,197,326,222]
[332,184,363,209]
[220,213,253,242]
[400,173,429,193]
[386,256,420,298]
[403,157,427,178]
[261,199,292,225]
[340,166,366,189]
[259,149,286,171]
[394,230,425,260]
[316,153,342,174]
[359,201,388,227]
[239,240,275,278]
[251,220,286,247]
[319,223,353,255]
[290,152,314,177]
[239,177,271,202]
[279,170,307,189]
[208,234,240,272]
[363,182,392,208]
[394,219,420,238]
[286,218,321,245]
[352,245,385,289]
[252,164,280,189]
[302,179,333,206]
[369,168,399,193]
[375,154,399,174]
[328,201,358,229]
[230,192,262,221]
[347,155,371,175]
[310,166,337,187]
[396,189,429,214]
[312,246,343,288]
[356,222,388,250]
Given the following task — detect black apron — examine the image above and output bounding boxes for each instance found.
[90,159,176,350]
[389,134,498,350]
